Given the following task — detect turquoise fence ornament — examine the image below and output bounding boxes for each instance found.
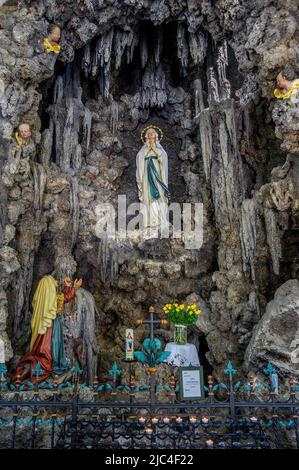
[32,362,44,381]
[134,337,170,367]
[108,362,121,379]
[224,361,237,378]
[264,362,277,376]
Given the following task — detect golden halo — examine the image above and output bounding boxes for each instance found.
[140,125,164,144]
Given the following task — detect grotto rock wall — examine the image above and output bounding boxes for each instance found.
[0,0,298,378]
[244,279,299,374]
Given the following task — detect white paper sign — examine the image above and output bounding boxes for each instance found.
[182,369,202,398]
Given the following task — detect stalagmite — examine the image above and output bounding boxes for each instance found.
[82,43,92,77]
[83,107,92,151]
[243,105,251,148]
[199,110,212,181]
[98,239,119,286]
[101,29,114,67]
[114,30,128,69]
[240,199,257,282]
[32,163,47,221]
[52,106,62,167]
[98,66,110,98]
[177,22,189,69]
[109,97,119,135]
[264,208,282,275]
[62,100,75,171]
[95,31,113,69]
[194,78,205,118]
[70,177,79,250]
[91,31,113,81]
[114,28,138,69]
[53,75,64,103]
[40,120,54,167]
[73,144,82,171]
[154,27,163,66]
[212,102,245,226]
[72,67,83,101]
[126,27,139,64]
[214,119,235,223]
[217,41,231,101]
[140,33,149,69]
[92,43,99,77]
[91,29,114,97]
[207,66,220,104]
[49,57,94,172]
[137,59,167,109]
[71,288,98,383]
[189,30,207,65]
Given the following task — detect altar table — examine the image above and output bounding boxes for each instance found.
[164,342,200,367]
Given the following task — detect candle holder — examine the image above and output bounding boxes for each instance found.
[206,438,214,448]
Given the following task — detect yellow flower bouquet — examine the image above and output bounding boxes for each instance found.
[162,302,201,345]
[162,302,201,326]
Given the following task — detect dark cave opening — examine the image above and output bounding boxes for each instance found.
[188,329,212,378]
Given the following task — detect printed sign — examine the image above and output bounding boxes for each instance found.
[179,366,205,401]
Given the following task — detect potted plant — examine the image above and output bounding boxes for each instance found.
[162,303,201,345]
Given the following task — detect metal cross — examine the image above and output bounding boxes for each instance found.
[136,306,167,342]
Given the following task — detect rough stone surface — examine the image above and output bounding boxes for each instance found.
[244,279,299,376]
[0,0,298,380]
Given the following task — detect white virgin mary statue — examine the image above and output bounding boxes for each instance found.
[136,126,171,228]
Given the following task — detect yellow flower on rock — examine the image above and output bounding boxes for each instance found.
[274,80,299,100]
[43,38,61,54]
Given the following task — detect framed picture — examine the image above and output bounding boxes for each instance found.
[179,366,205,401]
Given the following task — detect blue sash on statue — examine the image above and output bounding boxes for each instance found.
[145,155,171,201]
[52,315,68,375]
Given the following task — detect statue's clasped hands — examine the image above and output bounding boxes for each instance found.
[64,274,83,289]
[74,278,82,289]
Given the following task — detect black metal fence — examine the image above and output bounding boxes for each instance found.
[0,360,298,449]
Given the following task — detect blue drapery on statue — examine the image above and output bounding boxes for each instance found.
[145,155,171,201]
[52,315,68,375]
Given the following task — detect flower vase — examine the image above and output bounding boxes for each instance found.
[174,324,187,345]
